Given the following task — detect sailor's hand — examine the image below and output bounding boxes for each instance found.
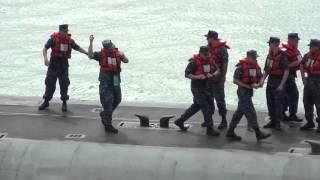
[206,73,214,78]
[276,85,284,91]
[198,74,206,80]
[89,35,94,42]
[251,83,260,89]
[44,58,49,66]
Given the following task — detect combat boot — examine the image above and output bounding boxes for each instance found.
[38,100,49,110]
[104,124,118,134]
[226,127,242,141]
[218,115,228,130]
[201,122,206,127]
[174,120,189,131]
[62,101,67,112]
[263,121,276,129]
[274,122,282,131]
[288,114,303,122]
[206,127,220,136]
[300,122,315,131]
[100,111,106,126]
[255,128,271,141]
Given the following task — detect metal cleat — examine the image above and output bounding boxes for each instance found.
[159,115,175,128]
[135,114,150,127]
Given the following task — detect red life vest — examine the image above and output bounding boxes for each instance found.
[100,48,122,73]
[236,58,262,84]
[303,51,320,76]
[209,39,230,69]
[265,48,285,76]
[51,32,72,59]
[281,42,301,71]
[192,54,216,75]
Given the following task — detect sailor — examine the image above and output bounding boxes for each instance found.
[300,39,320,133]
[205,30,230,129]
[226,50,271,141]
[38,24,88,112]
[88,35,129,133]
[174,46,220,136]
[261,37,289,130]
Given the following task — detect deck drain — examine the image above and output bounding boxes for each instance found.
[0,133,8,139]
[65,134,86,139]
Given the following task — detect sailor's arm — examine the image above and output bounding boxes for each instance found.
[72,40,88,55]
[119,51,129,63]
[88,35,94,59]
[42,37,53,66]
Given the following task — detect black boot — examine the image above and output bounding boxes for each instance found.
[282,113,290,122]
[263,121,275,129]
[62,101,67,112]
[274,122,282,131]
[206,127,220,136]
[104,124,119,133]
[317,124,320,133]
[38,100,49,110]
[218,115,228,130]
[288,114,303,122]
[174,120,189,131]
[201,122,206,127]
[300,122,315,131]
[100,111,106,126]
[255,128,271,141]
[226,127,242,141]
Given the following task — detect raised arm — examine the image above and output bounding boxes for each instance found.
[88,35,94,59]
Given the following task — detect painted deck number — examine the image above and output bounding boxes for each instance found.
[65,134,86,139]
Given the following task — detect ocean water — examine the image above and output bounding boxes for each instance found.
[0,0,319,110]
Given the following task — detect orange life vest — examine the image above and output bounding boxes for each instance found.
[237,58,262,84]
[265,48,285,76]
[51,32,72,59]
[281,42,301,71]
[303,51,320,76]
[100,48,122,73]
[209,39,230,69]
[192,54,216,75]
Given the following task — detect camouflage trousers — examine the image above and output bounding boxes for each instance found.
[177,88,214,127]
[43,62,70,101]
[283,77,299,116]
[303,77,320,124]
[99,72,122,126]
[266,84,286,123]
[210,80,227,117]
[229,87,259,129]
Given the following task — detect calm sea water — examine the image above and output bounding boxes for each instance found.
[0,0,319,110]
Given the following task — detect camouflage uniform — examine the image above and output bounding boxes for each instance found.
[265,54,289,126]
[209,48,228,126]
[91,52,122,126]
[300,49,320,131]
[42,36,82,102]
[303,77,320,126]
[176,59,214,128]
[229,67,259,129]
